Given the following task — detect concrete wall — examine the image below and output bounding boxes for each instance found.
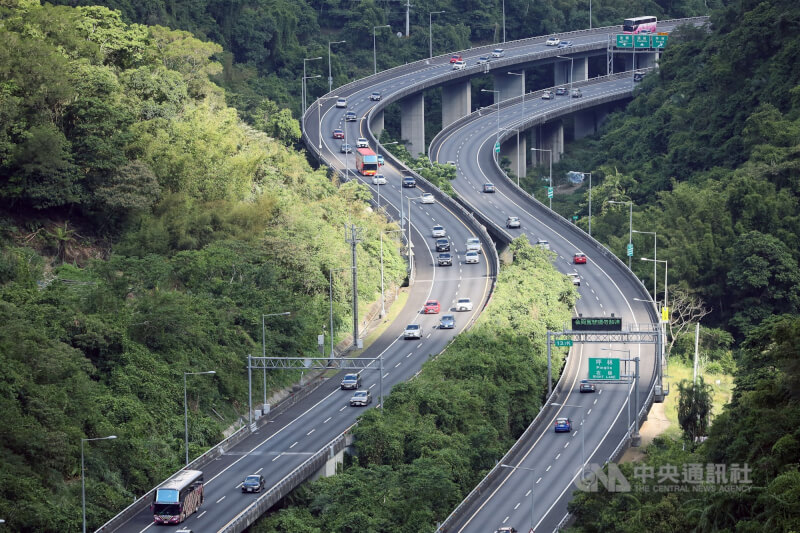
[573,105,609,140]
[501,132,527,179]
[442,80,472,129]
[372,109,384,138]
[493,70,526,103]
[401,92,425,157]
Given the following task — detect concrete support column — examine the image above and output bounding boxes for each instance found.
[572,56,588,81]
[554,61,570,86]
[501,133,527,179]
[372,109,384,138]
[574,110,596,140]
[442,80,472,129]
[637,52,656,69]
[493,71,525,103]
[618,53,634,72]
[541,121,564,163]
[401,92,425,157]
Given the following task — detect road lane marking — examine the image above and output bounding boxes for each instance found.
[323,417,332,423]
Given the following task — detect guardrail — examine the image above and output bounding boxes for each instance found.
[219,430,353,532]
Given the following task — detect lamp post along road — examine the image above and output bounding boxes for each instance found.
[429,11,445,59]
[481,89,500,163]
[380,229,404,318]
[507,70,525,184]
[82,435,117,533]
[328,40,345,93]
[609,200,634,268]
[262,312,290,411]
[373,25,391,75]
[531,147,552,209]
[302,57,322,114]
[633,230,657,301]
[318,95,339,150]
[184,370,215,465]
[556,55,574,100]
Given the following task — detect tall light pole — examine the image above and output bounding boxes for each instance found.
[184,370,215,465]
[502,0,506,42]
[318,95,339,150]
[589,0,592,29]
[302,74,321,121]
[608,200,633,268]
[633,230,657,301]
[407,196,424,275]
[328,267,349,358]
[556,55,574,98]
[642,256,669,365]
[262,312,290,411]
[82,435,117,533]
[500,127,520,185]
[302,57,322,115]
[500,464,535,530]
[507,70,525,184]
[380,229,404,317]
[373,25,391,75]
[328,40,345,93]
[481,89,500,162]
[429,11,445,59]
[531,147,553,209]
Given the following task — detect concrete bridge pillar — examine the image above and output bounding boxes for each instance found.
[554,61,570,86]
[310,446,345,481]
[442,80,472,129]
[493,70,525,103]
[618,53,634,72]
[637,51,657,69]
[501,133,527,180]
[574,106,610,140]
[572,56,588,81]
[401,92,425,157]
[372,109,384,138]
[555,56,588,86]
[541,121,564,163]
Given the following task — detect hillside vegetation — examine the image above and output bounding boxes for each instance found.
[0,1,405,530]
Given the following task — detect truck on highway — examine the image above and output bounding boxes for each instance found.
[355,147,379,176]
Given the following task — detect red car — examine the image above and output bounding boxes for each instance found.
[332,129,344,139]
[573,253,587,264]
[449,54,462,63]
[423,300,441,314]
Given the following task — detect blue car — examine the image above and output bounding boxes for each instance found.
[554,417,572,432]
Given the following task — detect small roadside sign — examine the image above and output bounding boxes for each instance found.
[494,142,501,153]
[627,243,634,257]
[554,339,573,347]
[547,187,554,199]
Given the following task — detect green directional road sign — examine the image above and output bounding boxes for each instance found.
[615,34,633,48]
[554,339,573,347]
[652,35,669,48]
[634,34,652,49]
[589,358,620,380]
[494,142,501,153]
[572,215,579,221]
[627,243,634,257]
[547,187,554,199]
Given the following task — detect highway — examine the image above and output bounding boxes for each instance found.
[103,17,709,532]
[430,73,657,532]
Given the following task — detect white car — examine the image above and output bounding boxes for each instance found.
[452,60,466,70]
[404,324,423,339]
[335,97,347,108]
[356,137,369,148]
[372,174,387,185]
[536,239,550,250]
[491,48,505,57]
[456,298,473,311]
[445,160,456,166]
[432,225,446,238]
[569,272,581,286]
[421,193,435,204]
[466,237,481,254]
[542,90,554,100]
[465,251,480,264]
[506,216,521,229]
[545,37,560,46]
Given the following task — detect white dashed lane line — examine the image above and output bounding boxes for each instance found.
[306,429,315,436]
[289,442,297,449]
[216,496,226,504]
[323,417,331,424]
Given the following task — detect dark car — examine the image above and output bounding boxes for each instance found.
[370,91,382,101]
[435,238,451,252]
[241,474,265,493]
[580,379,596,393]
[340,143,353,154]
[633,72,645,82]
[557,40,573,48]
[439,314,455,329]
[402,176,416,188]
[483,183,495,193]
[345,111,357,121]
[437,253,452,266]
[555,87,568,96]
[341,373,361,390]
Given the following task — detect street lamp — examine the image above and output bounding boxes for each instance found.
[262,312,290,411]
[328,40,346,93]
[500,464,535,530]
[602,347,640,443]
[302,57,322,114]
[184,370,215,465]
[302,74,321,120]
[531,147,553,209]
[429,11,445,59]
[550,402,587,479]
[82,435,117,533]
[407,196,425,275]
[373,25,391,75]
[641,257,668,317]
[556,55,574,98]
[328,267,350,358]
[481,89,501,162]
[380,229,404,317]
[502,0,506,42]
[318,94,340,150]
[608,200,633,268]
[633,230,657,301]
[500,126,521,186]
[507,70,525,184]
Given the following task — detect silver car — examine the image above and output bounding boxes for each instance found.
[349,390,372,406]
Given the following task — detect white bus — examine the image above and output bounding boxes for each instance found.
[623,16,658,34]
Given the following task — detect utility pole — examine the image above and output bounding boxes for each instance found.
[345,224,363,347]
[406,0,412,37]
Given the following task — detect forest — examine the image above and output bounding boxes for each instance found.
[2,0,799,530]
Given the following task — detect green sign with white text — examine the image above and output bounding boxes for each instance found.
[634,35,652,49]
[651,35,668,48]
[554,339,573,347]
[615,34,633,48]
[589,358,620,380]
